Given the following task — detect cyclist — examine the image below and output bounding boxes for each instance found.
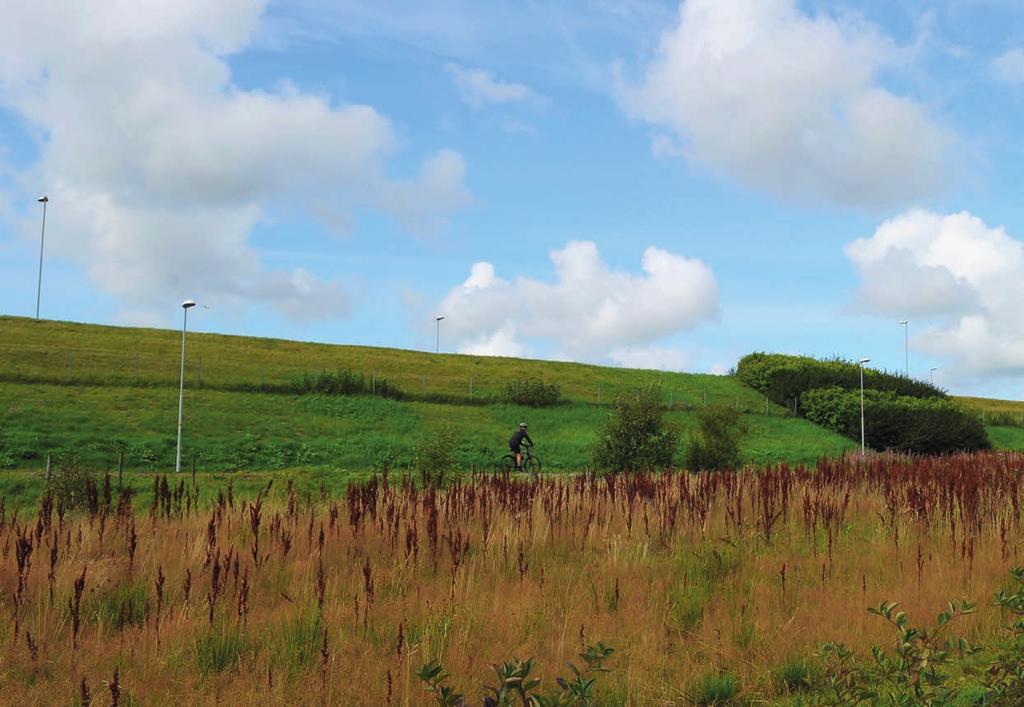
[509,422,534,470]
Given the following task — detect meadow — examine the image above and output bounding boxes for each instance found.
[3,453,1024,705]
[0,316,859,472]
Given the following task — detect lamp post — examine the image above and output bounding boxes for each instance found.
[175,299,197,473]
[899,320,908,376]
[930,366,938,385]
[35,196,49,320]
[859,358,871,459]
[435,316,445,354]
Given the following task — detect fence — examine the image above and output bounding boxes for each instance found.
[0,343,791,417]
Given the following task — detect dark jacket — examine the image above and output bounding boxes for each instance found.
[509,429,533,450]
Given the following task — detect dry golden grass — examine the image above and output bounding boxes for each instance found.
[2,454,1023,705]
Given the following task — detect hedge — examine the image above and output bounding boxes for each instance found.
[802,387,989,454]
[736,352,946,412]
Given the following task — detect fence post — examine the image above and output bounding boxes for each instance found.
[135,352,140,383]
[469,377,473,401]
[191,454,197,485]
[118,449,125,488]
[45,454,52,485]
[372,370,376,396]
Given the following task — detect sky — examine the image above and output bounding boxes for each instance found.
[2,0,1024,397]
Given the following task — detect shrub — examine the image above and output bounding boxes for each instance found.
[736,352,946,411]
[291,369,404,400]
[591,383,679,472]
[49,461,99,511]
[684,406,747,471]
[503,379,561,407]
[802,387,989,454]
[413,425,457,487]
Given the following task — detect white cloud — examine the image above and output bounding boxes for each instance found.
[993,48,1024,85]
[0,0,468,322]
[608,345,693,371]
[620,0,952,208]
[846,210,1024,380]
[439,240,718,360]
[446,64,536,108]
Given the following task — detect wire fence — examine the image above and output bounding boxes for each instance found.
[0,343,792,417]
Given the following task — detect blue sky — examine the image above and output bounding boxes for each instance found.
[2,0,1024,397]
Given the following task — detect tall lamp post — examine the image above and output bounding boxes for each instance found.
[858,358,871,459]
[35,196,49,320]
[930,366,938,385]
[176,299,197,473]
[899,320,909,376]
[435,316,445,354]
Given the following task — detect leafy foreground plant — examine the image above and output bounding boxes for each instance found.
[418,643,614,706]
[818,595,989,704]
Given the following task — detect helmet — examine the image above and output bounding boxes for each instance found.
[519,422,527,428]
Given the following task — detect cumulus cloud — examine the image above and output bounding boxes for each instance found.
[446,64,536,108]
[993,48,1024,85]
[438,241,718,360]
[846,210,1024,380]
[608,345,693,371]
[0,0,467,322]
[621,0,952,208]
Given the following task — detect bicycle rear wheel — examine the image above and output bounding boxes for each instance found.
[498,454,517,473]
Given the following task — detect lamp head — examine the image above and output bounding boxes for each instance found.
[38,196,48,203]
[899,320,908,325]
[182,299,196,309]
[436,316,445,322]
[858,358,871,364]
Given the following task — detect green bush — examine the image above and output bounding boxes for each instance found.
[736,352,946,411]
[413,425,457,487]
[592,383,679,472]
[289,369,404,400]
[49,461,99,511]
[684,406,747,471]
[802,387,989,454]
[503,379,561,407]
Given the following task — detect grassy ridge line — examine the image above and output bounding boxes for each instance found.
[0,381,856,473]
[0,315,778,410]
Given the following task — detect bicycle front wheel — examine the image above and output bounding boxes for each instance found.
[523,456,541,476]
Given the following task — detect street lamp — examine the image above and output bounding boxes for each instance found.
[435,316,445,354]
[899,320,908,376]
[175,299,197,473]
[930,366,938,385]
[858,358,871,459]
[35,196,49,320]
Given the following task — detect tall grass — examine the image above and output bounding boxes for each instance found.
[3,453,1024,703]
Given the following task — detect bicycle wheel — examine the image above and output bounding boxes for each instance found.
[498,454,517,473]
[523,456,541,476]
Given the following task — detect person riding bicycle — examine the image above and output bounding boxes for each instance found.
[509,422,534,470]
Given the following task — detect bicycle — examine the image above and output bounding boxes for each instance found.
[498,446,541,476]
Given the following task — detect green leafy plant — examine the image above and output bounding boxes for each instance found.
[504,379,561,408]
[414,425,458,487]
[684,405,747,471]
[694,670,739,705]
[418,643,614,706]
[592,383,679,472]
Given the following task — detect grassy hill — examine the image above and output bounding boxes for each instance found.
[0,315,877,472]
[956,396,1024,450]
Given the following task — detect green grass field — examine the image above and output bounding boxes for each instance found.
[4,316,1021,476]
[0,316,862,473]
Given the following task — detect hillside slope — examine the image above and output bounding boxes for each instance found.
[1,316,857,471]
